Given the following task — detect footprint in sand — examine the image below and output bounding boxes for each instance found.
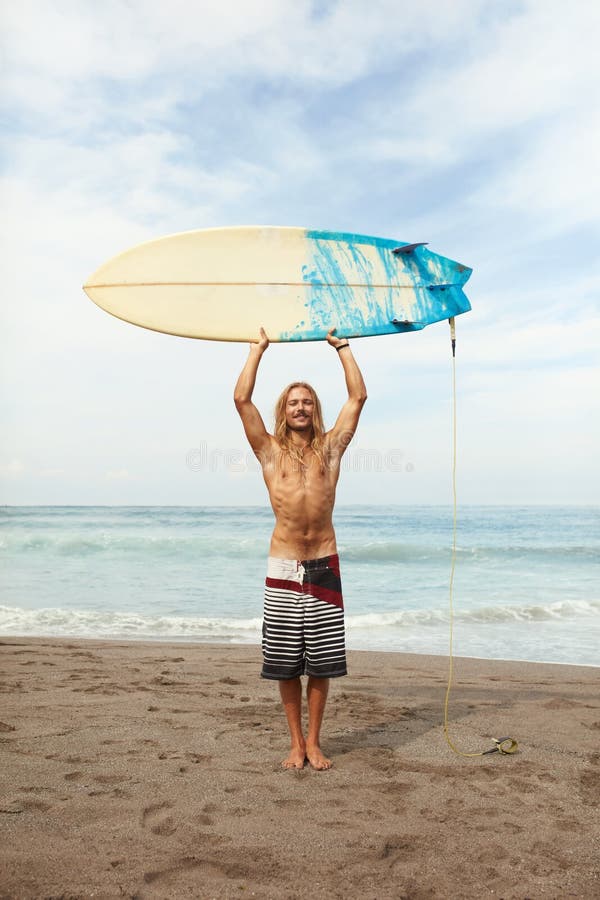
[580,765,600,806]
[195,801,219,825]
[25,799,54,812]
[186,751,212,764]
[143,858,202,886]
[143,845,244,889]
[93,774,131,785]
[142,800,178,836]
[543,697,582,709]
[375,835,422,867]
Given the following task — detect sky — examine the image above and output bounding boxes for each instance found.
[1,0,599,507]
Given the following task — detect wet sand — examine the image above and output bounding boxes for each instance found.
[0,637,598,898]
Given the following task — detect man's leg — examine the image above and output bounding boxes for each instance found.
[279,677,306,769]
[306,676,331,770]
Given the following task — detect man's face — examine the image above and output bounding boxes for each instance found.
[285,387,314,433]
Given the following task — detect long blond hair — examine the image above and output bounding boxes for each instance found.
[274,382,327,470]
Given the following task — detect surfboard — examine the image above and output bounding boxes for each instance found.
[83,226,472,342]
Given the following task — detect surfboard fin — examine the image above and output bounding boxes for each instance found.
[392,242,428,255]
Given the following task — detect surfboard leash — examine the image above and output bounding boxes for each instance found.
[442,317,518,759]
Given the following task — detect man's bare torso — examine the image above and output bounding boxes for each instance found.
[262,439,340,559]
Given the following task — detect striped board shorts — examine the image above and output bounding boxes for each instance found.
[261,554,347,680]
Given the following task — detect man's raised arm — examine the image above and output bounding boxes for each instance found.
[233,327,272,458]
[326,328,368,452]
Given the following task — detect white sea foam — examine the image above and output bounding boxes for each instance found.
[0,605,263,642]
[1,599,598,642]
[347,598,600,628]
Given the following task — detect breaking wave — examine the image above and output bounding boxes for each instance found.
[1,599,597,643]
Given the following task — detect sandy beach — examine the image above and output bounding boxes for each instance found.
[0,638,598,899]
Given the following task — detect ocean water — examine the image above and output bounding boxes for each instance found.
[0,505,598,666]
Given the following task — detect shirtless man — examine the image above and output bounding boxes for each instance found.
[234,327,367,769]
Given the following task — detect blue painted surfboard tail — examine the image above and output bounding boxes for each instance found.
[278,229,472,342]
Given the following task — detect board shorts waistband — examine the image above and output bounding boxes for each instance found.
[266,553,340,587]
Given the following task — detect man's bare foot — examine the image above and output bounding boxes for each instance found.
[306,744,331,770]
[282,745,306,769]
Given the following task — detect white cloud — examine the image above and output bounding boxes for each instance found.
[0,459,26,478]
[350,0,600,240]
[105,469,132,481]
[377,0,598,147]
[433,2,597,130]
[2,0,490,88]
[469,113,600,232]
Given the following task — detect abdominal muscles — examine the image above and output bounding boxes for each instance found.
[265,450,338,558]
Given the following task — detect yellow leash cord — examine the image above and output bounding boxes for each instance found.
[442,318,518,758]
